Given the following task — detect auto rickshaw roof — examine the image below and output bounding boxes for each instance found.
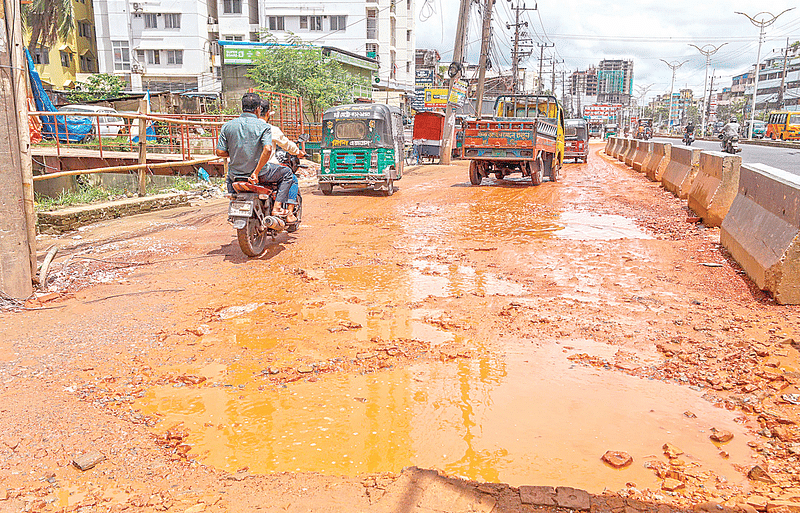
[322,103,401,123]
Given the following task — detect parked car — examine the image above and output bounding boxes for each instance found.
[57,105,124,139]
[741,120,767,139]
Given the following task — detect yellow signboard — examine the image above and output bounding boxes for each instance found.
[424,88,449,109]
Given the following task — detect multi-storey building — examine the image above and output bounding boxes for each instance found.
[597,59,633,105]
[754,44,800,112]
[94,0,218,92]
[26,0,99,89]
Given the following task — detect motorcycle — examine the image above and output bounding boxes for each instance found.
[720,133,741,154]
[682,132,694,146]
[227,135,308,257]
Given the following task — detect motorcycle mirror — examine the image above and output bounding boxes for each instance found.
[298,133,310,142]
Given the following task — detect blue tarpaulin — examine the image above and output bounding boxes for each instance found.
[26,48,93,143]
[132,91,157,143]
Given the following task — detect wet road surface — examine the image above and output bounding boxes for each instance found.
[2,142,799,511]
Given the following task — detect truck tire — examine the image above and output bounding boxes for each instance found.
[469,161,482,185]
[320,183,333,195]
[529,159,543,186]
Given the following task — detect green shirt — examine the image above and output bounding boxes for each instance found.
[217,112,272,181]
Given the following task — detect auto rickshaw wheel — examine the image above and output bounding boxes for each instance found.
[469,161,482,185]
[320,183,333,195]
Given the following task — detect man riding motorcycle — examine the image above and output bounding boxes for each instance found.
[721,117,740,147]
[258,99,304,223]
[683,122,695,145]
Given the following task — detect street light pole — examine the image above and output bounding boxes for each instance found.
[689,43,727,138]
[660,59,687,135]
[735,8,795,139]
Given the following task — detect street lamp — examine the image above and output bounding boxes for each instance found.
[660,59,687,135]
[689,43,727,138]
[735,8,795,139]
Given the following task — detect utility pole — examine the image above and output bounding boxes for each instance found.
[551,58,562,95]
[475,0,495,118]
[440,0,471,165]
[507,2,536,93]
[536,42,553,94]
[736,8,795,139]
[561,70,566,113]
[707,74,716,126]
[0,0,34,298]
[660,59,687,135]
[690,43,727,139]
[778,37,789,109]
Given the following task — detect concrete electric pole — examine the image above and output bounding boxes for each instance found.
[440,0,471,165]
[475,0,495,118]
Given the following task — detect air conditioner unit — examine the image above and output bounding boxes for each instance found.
[132,2,141,11]
[132,63,145,73]
[208,16,217,24]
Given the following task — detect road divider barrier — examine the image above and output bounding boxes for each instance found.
[616,138,630,160]
[623,139,638,167]
[688,151,742,227]
[604,137,615,156]
[720,164,800,304]
[642,142,671,182]
[661,146,701,199]
[632,141,651,172]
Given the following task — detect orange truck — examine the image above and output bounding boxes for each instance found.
[462,94,565,186]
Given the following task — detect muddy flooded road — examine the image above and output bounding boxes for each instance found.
[2,143,799,512]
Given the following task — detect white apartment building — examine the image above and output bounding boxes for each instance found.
[94,0,219,92]
[94,0,416,104]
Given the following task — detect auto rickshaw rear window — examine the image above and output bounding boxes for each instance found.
[333,121,368,140]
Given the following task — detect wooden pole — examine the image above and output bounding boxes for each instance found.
[32,156,222,181]
[138,98,147,196]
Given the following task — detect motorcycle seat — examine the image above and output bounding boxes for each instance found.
[232,182,274,194]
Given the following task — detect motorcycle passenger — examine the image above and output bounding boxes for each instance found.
[684,122,694,143]
[215,93,273,195]
[722,117,740,147]
[258,99,304,223]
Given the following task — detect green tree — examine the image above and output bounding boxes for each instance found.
[246,33,369,120]
[67,74,128,103]
[23,0,74,54]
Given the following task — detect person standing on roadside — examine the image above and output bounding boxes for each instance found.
[215,92,272,195]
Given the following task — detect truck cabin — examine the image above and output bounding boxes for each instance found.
[495,95,561,121]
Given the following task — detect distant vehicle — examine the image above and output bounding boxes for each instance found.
[57,105,123,139]
[741,120,766,139]
[588,121,602,139]
[462,94,565,186]
[564,118,589,163]
[412,111,447,163]
[765,111,800,141]
[603,123,618,140]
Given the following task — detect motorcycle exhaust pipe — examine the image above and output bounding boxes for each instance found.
[262,216,286,231]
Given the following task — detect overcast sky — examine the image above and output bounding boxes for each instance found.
[416,0,800,103]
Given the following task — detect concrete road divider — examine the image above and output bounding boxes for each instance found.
[661,146,701,199]
[642,142,668,181]
[623,139,638,167]
[613,138,627,160]
[632,141,651,172]
[688,151,742,227]
[721,164,800,304]
[608,137,621,158]
[604,137,615,155]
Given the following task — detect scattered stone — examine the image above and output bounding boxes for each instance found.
[694,501,737,513]
[662,478,685,491]
[555,487,590,510]
[684,411,697,418]
[184,504,206,513]
[669,458,686,467]
[771,425,793,442]
[188,324,212,336]
[72,450,105,471]
[328,321,362,332]
[519,485,556,506]
[747,496,769,510]
[748,465,776,484]
[354,397,368,403]
[739,504,759,513]
[296,365,314,374]
[663,443,684,459]
[767,501,800,513]
[268,367,280,375]
[356,352,379,360]
[788,444,800,456]
[3,438,20,450]
[719,451,730,459]
[177,375,206,386]
[602,450,633,469]
[710,428,734,443]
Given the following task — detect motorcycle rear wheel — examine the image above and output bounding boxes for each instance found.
[237,203,269,257]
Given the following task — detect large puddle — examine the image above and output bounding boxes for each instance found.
[137,339,751,493]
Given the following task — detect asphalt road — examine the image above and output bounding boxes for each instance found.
[653,137,800,176]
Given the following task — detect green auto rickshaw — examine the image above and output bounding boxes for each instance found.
[319,103,405,196]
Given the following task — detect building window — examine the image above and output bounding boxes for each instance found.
[223,35,243,41]
[144,13,157,28]
[390,49,396,79]
[366,42,378,62]
[32,47,49,65]
[165,13,181,29]
[366,9,377,39]
[80,55,94,72]
[407,29,411,42]
[300,16,321,31]
[406,61,410,73]
[112,41,130,71]
[223,0,242,14]
[407,0,411,9]
[390,17,396,46]
[167,50,183,65]
[60,51,72,68]
[330,15,346,31]
[78,22,91,38]
[146,50,160,64]
[250,32,260,41]
[268,16,284,31]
